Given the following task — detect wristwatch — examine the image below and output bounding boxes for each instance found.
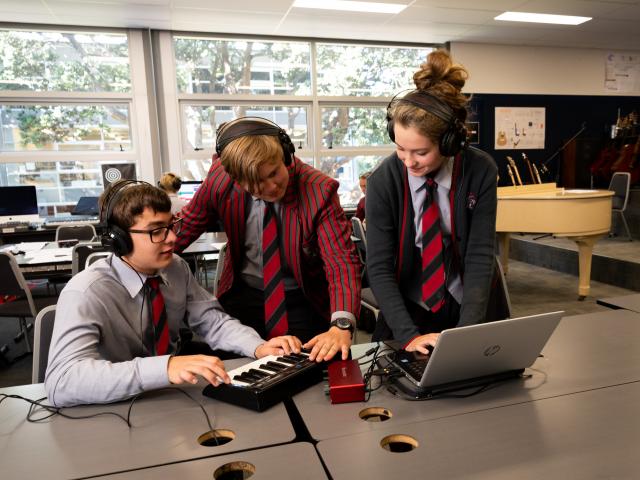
[330,317,355,336]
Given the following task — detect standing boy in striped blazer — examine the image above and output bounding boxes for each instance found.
[175,118,362,363]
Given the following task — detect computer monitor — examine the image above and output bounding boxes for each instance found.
[177,180,202,202]
[0,185,40,223]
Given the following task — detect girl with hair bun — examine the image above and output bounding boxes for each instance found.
[366,50,502,353]
[158,172,187,214]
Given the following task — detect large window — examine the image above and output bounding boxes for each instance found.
[174,37,311,95]
[0,30,131,93]
[165,34,434,206]
[0,28,148,216]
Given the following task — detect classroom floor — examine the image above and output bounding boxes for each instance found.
[2,256,638,389]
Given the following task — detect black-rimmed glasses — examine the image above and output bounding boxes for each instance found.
[129,218,183,243]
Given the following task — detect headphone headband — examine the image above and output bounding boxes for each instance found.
[215,117,295,166]
[386,89,468,157]
[100,179,148,257]
[389,90,456,124]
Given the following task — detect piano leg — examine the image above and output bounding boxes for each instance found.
[566,233,606,301]
[497,232,510,275]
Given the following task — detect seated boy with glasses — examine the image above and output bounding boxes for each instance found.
[45,180,301,407]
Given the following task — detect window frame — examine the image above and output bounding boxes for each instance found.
[158,31,436,189]
[0,26,156,214]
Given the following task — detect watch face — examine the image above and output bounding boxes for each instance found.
[336,318,352,330]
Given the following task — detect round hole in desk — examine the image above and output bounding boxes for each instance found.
[213,461,256,479]
[359,407,393,422]
[380,434,419,453]
[198,428,236,447]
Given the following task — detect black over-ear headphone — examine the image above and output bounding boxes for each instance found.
[386,90,468,157]
[100,180,149,257]
[215,117,296,166]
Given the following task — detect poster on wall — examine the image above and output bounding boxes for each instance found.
[494,107,545,150]
[605,52,640,93]
[101,163,137,187]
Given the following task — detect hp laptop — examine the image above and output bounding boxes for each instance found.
[384,311,563,397]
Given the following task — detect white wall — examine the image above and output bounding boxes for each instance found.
[450,42,640,96]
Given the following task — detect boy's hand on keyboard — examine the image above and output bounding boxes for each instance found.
[255,335,302,358]
[405,333,439,355]
[167,355,230,386]
[304,328,352,362]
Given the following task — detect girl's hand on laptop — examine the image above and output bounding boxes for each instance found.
[405,333,440,355]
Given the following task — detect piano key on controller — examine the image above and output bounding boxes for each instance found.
[227,352,311,387]
[204,349,322,411]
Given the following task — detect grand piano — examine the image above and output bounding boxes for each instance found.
[497,183,614,299]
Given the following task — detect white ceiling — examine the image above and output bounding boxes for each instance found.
[0,0,639,50]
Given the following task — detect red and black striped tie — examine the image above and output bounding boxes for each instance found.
[262,202,288,339]
[147,277,169,355]
[421,178,446,313]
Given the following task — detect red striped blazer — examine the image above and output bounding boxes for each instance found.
[175,156,362,321]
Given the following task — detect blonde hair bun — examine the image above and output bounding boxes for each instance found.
[413,49,468,93]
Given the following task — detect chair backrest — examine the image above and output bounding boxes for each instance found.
[85,252,110,269]
[609,172,631,212]
[350,217,367,262]
[71,242,106,275]
[485,256,512,322]
[0,252,37,317]
[213,243,227,297]
[32,304,56,383]
[56,223,97,242]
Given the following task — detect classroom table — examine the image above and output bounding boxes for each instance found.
[0,359,296,479]
[317,381,640,480]
[5,231,225,281]
[181,231,226,256]
[94,442,328,479]
[597,293,640,313]
[293,309,640,441]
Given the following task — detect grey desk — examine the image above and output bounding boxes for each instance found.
[317,381,640,480]
[181,232,227,256]
[0,370,295,478]
[10,241,73,279]
[95,442,327,479]
[293,309,640,441]
[597,293,640,313]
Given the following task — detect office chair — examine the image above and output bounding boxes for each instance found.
[213,243,227,297]
[350,217,367,264]
[609,172,633,241]
[488,256,512,321]
[349,217,377,332]
[55,223,97,242]
[0,252,58,355]
[32,304,56,383]
[71,242,107,275]
[85,252,110,269]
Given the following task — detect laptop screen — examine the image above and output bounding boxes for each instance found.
[72,196,100,216]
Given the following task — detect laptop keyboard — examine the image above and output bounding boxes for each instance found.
[401,358,429,382]
[394,350,431,383]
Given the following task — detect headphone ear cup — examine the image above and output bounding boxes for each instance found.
[103,224,132,257]
[439,120,468,157]
[439,126,457,157]
[278,130,295,166]
[387,119,395,142]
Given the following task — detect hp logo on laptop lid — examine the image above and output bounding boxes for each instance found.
[483,345,501,356]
